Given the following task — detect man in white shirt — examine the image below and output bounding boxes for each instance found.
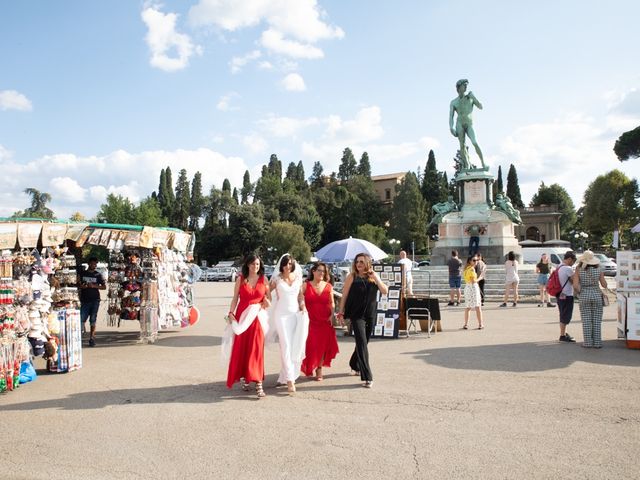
[398,250,413,295]
[557,251,577,342]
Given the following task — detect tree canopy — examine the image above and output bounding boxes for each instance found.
[530,182,577,237]
[614,125,640,161]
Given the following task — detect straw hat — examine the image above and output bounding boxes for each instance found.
[578,250,600,266]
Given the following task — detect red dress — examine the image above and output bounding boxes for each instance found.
[226,275,267,388]
[301,281,339,376]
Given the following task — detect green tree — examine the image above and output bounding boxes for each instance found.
[357,152,371,177]
[389,172,429,252]
[20,188,55,219]
[241,170,253,204]
[189,172,205,231]
[530,182,577,237]
[265,221,311,263]
[337,147,357,182]
[356,223,386,247]
[614,125,640,161]
[172,168,191,229]
[506,164,524,208]
[494,165,504,202]
[96,194,136,224]
[420,149,442,213]
[133,197,168,227]
[309,161,325,188]
[228,203,266,256]
[583,169,639,245]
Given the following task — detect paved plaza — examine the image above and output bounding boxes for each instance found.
[2,282,639,480]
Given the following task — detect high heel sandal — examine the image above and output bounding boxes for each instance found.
[287,381,296,395]
[256,382,266,398]
[241,379,250,391]
[315,367,323,381]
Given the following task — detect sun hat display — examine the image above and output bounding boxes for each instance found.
[577,250,600,266]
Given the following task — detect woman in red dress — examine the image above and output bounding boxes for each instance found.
[226,253,270,398]
[301,262,340,381]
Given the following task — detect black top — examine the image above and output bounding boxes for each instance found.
[537,262,550,274]
[79,269,104,302]
[344,275,379,321]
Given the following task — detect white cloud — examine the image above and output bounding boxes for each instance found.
[260,29,323,59]
[0,144,12,161]
[0,90,33,111]
[230,50,261,73]
[243,133,269,154]
[258,60,274,70]
[0,148,249,219]
[281,73,306,91]
[188,0,342,61]
[141,6,201,72]
[49,177,87,203]
[495,111,640,207]
[325,106,384,143]
[217,92,240,111]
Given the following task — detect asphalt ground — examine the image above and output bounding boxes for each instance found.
[1,282,639,480]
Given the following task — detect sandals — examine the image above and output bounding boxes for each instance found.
[241,379,251,392]
[256,382,266,398]
[287,381,296,395]
[462,325,468,330]
[315,367,323,381]
[477,326,484,330]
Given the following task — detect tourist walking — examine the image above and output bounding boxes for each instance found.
[301,262,339,381]
[499,251,519,307]
[556,251,577,343]
[536,254,554,307]
[225,253,270,398]
[79,256,106,347]
[269,254,308,394]
[573,251,607,348]
[474,252,486,306]
[336,253,389,388]
[462,256,483,329]
[447,250,463,306]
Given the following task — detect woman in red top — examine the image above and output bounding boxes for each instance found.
[226,253,270,398]
[301,262,340,381]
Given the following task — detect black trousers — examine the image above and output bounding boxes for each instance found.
[468,236,480,256]
[349,317,373,381]
[478,279,485,303]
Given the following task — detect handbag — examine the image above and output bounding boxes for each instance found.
[601,291,610,306]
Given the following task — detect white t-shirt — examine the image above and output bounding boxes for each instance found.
[398,258,413,281]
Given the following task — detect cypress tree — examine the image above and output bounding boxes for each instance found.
[357,152,372,177]
[506,164,524,208]
[241,170,252,204]
[188,171,204,231]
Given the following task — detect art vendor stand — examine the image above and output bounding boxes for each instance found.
[0,219,198,395]
[614,251,640,349]
[371,263,404,339]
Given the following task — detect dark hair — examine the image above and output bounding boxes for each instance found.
[507,251,515,261]
[451,250,458,257]
[564,250,577,260]
[278,254,296,273]
[466,256,476,267]
[88,256,99,263]
[308,261,330,282]
[241,253,264,278]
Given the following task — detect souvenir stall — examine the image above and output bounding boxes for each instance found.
[74,223,198,344]
[0,219,198,393]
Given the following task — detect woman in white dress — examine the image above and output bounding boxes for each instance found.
[269,254,309,394]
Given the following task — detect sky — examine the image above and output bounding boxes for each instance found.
[1,0,640,220]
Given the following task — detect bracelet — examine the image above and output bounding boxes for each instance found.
[228,311,235,316]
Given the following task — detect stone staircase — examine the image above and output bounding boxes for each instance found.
[411,264,541,302]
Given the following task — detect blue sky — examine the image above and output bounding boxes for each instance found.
[1,0,639,219]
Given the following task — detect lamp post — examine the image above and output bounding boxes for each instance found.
[389,238,400,259]
[573,231,589,251]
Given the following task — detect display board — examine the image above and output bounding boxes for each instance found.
[371,263,404,339]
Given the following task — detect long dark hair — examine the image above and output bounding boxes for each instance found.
[507,251,515,261]
[241,253,264,278]
[278,254,296,273]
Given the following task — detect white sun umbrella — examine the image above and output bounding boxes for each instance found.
[314,237,388,262]
[631,222,640,234]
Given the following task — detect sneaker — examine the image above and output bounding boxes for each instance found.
[447,301,454,306]
[538,303,542,307]
[512,302,517,307]
[89,338,96,347]
[499,303,507,308]
[547,302,555,308]
[364,381,373,388]
[559,334,576,343]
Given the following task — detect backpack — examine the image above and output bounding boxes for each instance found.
[547,266,569,297]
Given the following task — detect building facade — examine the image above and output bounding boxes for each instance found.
[371,172,406,206]
[515,204,562,242]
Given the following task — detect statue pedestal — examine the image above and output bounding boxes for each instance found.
[430,169,522,265]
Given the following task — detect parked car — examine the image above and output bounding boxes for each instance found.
[417,260,431,268]
[211,267,237,282]
[264,265,276,278]
[594,253,617,276]
[202,267,217,282]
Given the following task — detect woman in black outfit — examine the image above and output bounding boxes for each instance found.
[336,253,388,388]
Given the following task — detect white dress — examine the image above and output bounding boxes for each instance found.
[271,276,309,383]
